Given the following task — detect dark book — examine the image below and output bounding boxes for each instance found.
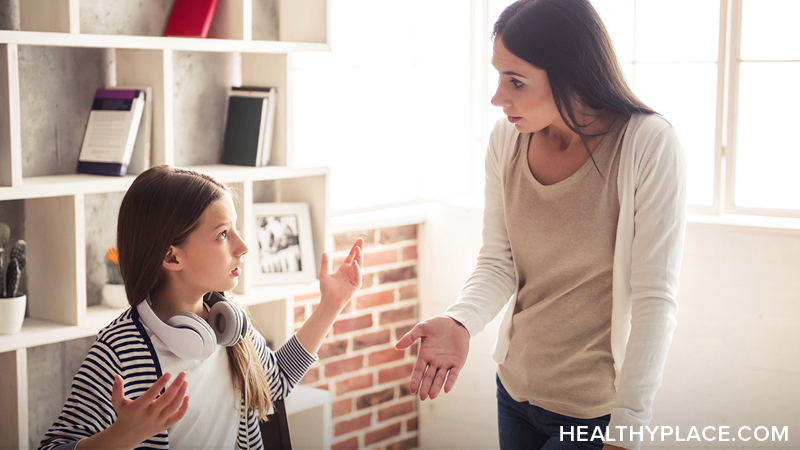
[164,0,219,38]
[221,87,277,167]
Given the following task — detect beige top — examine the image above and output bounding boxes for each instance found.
[497,119,626,419]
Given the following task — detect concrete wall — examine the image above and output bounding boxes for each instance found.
[418,203,800,450]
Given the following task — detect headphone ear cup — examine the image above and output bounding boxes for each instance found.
[208,301,248,347]
[167,312,217,359]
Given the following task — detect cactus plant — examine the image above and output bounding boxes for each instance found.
[0,222,26,298]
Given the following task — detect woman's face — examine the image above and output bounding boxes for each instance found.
[491,36,561,134]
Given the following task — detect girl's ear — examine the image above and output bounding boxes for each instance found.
[162,246,183,272]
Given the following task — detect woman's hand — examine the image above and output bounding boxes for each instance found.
[395,315,470,400]
[77,372,189,449]
[319,238,364,311]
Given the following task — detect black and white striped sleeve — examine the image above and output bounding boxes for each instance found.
[249,328,316,400]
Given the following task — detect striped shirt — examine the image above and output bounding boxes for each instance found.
[39,307,316,450]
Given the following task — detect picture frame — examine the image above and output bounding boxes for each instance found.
[251,202,316,285]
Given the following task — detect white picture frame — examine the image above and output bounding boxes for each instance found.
[251,202,316,284]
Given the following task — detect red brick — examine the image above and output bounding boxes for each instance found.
[331,437,359,450]
[364,249,399,268]
[379,225,417,244]
[378,400,415,422]
[368,348,404,367]
[332,398,352,418]
[378,363,414,384]
[356,290,395,309]
[334,412,371,436]
[336,374,373,395]
[313,381,331,391]
[294,292,320,302]
[356,388,394,409]
[399,284,417,300]
[294,305,305,323]
[324,356,364,378]
[378,266,417,284]
[365,422,402,446]
[334,231,375,252]
[379,306,417,326]
[399,384,413,397]
[352,329,391,351]
[319,339,348,360]
[394,323,414,340]
[299,367,320,385]
[402,245,417,261]
[407,417,418,431]
[387,436,419,450]
[333,314,373,334]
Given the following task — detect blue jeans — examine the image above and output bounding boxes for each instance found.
[497,375,610,450]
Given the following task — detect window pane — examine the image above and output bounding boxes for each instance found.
[735,62,800,210]
[635,0,719,62]
[740,0,800,61]
[292,0,471,211]
[591,0,635,63]
[634,63,717,205]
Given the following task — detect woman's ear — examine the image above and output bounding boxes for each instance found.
[162,246,183,272]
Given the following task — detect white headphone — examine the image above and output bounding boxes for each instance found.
[137,291,249,360]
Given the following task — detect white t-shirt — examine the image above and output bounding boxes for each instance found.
[141,321,241,450]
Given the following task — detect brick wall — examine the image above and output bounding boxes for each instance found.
[292,225,420,450]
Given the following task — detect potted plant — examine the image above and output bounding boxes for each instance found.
[0,222,27,335]
[101,247,128,308]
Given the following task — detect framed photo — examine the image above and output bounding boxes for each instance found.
[251,202,316,284]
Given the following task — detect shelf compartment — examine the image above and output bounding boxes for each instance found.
[84,191,125,307]
[1,43,22,187]
[0,349,27,448]
[0,30,329,53]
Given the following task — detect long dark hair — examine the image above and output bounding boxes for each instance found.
[117,165,272,419]
[494,0,655,143]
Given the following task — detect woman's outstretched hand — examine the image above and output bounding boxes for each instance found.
[395,315,470,400]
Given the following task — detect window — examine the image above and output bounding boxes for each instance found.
[294,0,800,218]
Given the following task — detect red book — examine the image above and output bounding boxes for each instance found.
[163,0,220,38]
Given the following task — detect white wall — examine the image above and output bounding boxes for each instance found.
[418,203,800,449]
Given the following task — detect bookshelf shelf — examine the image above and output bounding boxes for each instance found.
[0,1,332,448]
[0,30,329,54]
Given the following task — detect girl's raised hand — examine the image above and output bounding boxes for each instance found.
[319,238,364,311]
[108,372,189,445]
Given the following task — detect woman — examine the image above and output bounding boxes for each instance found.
[396,1,686,449]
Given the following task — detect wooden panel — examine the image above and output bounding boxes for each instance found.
[19,0,76,33]
[279,0,328,43]
[24,195,85,326]
[0,44,21,187]
[209,0,248,40]
[247,300,289,346]
[115,49,170,170]
[240,53,288,165]
[0,349,28,449]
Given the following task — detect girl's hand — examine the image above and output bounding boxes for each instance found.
[319,238,364,311]
[109,372,189,443]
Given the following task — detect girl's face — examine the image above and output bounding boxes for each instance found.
[172,195,248,293]
[491,36,562,134]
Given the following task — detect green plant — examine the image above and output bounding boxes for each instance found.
[0,222,27,298]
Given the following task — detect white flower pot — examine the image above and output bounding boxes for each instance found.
[0,294,26,335]
[102,284,129,309]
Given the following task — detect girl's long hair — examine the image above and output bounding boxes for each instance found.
[117,165,272,420]
[494,0,655,145]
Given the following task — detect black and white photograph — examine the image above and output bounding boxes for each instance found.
[251,203,315,284]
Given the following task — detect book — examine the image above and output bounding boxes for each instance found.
[77,88,146,177]
[221,86,277,167]
[164,0,219,38]
[115,85,153,175]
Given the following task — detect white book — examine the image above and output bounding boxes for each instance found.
[77,88,146,176]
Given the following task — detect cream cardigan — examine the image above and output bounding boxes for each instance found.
[445,113,686,450]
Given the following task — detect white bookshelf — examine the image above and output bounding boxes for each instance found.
[0,1,332,448]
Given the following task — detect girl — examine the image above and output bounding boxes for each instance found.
[40,165,364,450]
[397,1,686,449]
